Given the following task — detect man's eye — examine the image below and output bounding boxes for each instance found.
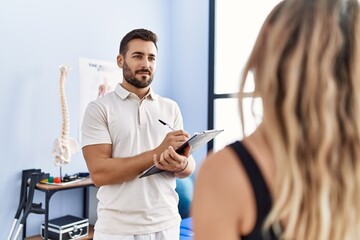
[134,55,142,59]
[149,57,156,61]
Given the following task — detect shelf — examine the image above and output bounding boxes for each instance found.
[24,177,94,239]
[25,224,94,240]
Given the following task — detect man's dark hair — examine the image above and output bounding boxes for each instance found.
[119,28,158,55]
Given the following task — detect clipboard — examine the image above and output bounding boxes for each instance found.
[139,129,224,178]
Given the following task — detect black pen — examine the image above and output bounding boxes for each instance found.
[158,119,175,131]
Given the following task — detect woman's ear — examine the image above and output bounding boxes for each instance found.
[117,54,123,68]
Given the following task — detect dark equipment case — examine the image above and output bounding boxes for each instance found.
[40,215,89,240]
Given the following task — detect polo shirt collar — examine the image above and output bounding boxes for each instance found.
[115,83,158,101]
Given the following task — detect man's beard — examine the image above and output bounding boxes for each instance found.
[123,62,153,88]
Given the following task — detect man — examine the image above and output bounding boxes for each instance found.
[81,28,195,240]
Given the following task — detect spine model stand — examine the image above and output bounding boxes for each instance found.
[52,65,79,173]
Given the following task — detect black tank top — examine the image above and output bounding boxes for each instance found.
[229,141,278,240]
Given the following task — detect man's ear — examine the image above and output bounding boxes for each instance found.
[117,54,123,68]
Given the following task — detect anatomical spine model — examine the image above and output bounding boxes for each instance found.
[52,65,79,166]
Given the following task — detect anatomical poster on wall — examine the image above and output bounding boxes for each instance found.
[79,57,122,136]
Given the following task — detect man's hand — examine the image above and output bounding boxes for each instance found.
[156,130,190,154]
[153,144,191,173]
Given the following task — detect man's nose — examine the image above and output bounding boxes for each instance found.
[141,59,150,69]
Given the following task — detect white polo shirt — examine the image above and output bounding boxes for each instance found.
[81,84,183,234]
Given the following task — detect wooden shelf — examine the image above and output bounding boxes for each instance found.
[25,224,94,240]
[24,177,95,240]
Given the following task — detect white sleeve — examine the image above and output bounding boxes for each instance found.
[81,101,112,148]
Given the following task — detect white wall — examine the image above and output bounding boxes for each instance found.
[0,0,209,238]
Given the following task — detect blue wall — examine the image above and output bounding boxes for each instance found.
[0,0,209,238]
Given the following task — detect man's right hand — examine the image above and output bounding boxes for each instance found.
[156,130,190,153]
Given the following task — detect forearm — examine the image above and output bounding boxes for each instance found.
[94,153,153,185]
[83,145,162,186]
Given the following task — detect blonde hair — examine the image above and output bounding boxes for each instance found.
[239,0,360,239]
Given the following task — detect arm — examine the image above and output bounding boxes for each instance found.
[83,130,190,186]
[192,148,250,240]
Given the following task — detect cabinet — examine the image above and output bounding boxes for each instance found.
[24,178,95,240]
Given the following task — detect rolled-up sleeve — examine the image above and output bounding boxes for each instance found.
[81,101,112,148]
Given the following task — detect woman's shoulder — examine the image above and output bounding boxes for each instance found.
[197,144,243,181]
[193,142,258,236]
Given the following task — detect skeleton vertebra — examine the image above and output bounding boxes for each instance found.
[52,65,79,166]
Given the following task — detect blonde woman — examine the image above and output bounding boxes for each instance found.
[192,0,360,239]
